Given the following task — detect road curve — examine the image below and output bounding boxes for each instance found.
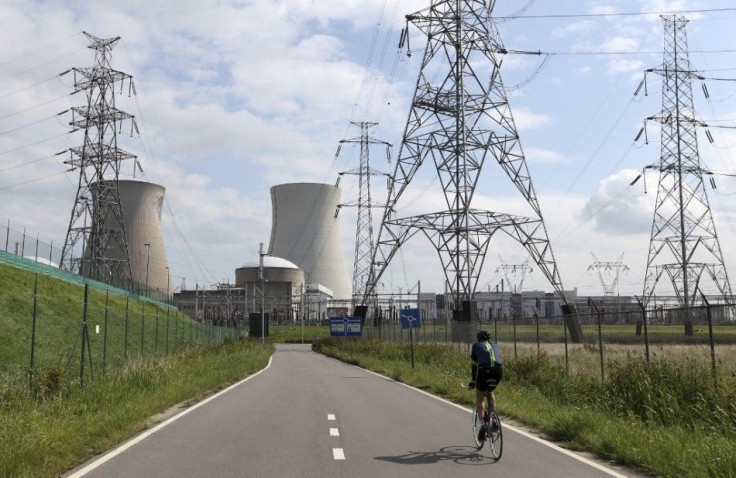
[66,344,635,478]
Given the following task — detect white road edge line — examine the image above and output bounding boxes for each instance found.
[355,363,628,478]
[330,428,340,437]
[333,448,346,460]
[66,356,274,478]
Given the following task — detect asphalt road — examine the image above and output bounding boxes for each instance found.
[67,344,633,478]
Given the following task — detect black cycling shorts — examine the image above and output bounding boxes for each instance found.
[476,366,503,392]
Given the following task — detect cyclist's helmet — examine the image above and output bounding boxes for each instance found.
[476,330,491,342]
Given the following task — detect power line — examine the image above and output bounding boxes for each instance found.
[0,170,66,190]
[494,7,736,20]
[519,49,736,56]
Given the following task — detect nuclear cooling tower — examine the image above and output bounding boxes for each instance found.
[87,180,171,295]
[269,183,352,300]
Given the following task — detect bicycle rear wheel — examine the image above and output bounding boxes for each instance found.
[472,409,483,449]
[487,410,503,461]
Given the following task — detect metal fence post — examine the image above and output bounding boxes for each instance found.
[590,299,605,382]
[140,302,145,356]
[29,273,39,390]
[124,296,129,360]
[534,312,540,358]
[700,293,718,390]
[155,309,159,354]
[103,291,109,372]
[493,311,498,344]
[635,296,650,364]
[512,312,518,360]
[80,284,90,387]
[562,315,570,376]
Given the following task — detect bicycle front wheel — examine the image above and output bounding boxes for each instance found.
[487,410,503,461]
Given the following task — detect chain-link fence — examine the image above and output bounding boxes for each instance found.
[2,273,245,392]
[0,220,172,303]
[361,301,736,386]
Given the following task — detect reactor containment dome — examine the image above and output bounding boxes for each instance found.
[269,183,351,300]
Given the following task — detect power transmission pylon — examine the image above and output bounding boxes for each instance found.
[335,122,392,303]
[587,253,629,297]
[60,32,139,288]
[496,257,533,294]
[638,16,732,315]
[363,0,582,341]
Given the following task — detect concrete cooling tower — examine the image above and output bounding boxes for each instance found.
[87,180,171,295]
[269,183,352,300]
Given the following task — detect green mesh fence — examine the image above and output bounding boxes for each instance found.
[0,253,246,390]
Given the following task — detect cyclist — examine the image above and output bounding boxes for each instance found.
[468,330,503,436]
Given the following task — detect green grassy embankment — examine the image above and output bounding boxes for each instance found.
[313,337,736,478]
[1,340,272,477]
[0,263,273,477]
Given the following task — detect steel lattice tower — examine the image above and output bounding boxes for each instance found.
[496,257,533,294]
[364,0,582,340]
[335,122,392,302]
[641,16,732,310]
[588,253,629,297]
[60,32,138,287]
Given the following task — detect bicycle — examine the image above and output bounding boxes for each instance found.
[470,380,503,461]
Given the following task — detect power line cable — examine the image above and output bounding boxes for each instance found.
[0,110,66,136]
[0,93,71,121]
[0,151,62,173]
[0,32,83,68]
[493,7,736,20]
[0,132,70,156]
[0,170,66,190]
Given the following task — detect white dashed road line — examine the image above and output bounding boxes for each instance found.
[328,414,344,460]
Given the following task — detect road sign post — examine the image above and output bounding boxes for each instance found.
[330,317,363,337]
[400,308,421,368]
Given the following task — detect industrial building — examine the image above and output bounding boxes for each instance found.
[269,183,352,300]
[235,256,305,323]
[174,284,246,326]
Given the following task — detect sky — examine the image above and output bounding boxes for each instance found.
[2,0,736,299]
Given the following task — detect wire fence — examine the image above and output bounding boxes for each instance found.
[362,302,736,387]
[0,219,172,303]
[2,274,246,393]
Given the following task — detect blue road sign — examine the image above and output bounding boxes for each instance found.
[330,316,363,337]
[400,308,421,329]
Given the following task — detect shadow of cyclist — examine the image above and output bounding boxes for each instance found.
[375,445,497,466]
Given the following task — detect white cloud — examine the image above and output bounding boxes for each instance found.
[513,107,554,130]
[2,0,736,298]
[524,147,565,164]
[580,169,652,235]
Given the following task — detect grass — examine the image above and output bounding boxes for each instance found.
[0,262,235,382]
[0,262,271,477]
[267,325,332,343]
[313,337,736,478]
[0,339,273,477]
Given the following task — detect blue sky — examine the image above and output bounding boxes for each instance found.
[2,0,736,298]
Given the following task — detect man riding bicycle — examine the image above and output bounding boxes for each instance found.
[469,330,503,432]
